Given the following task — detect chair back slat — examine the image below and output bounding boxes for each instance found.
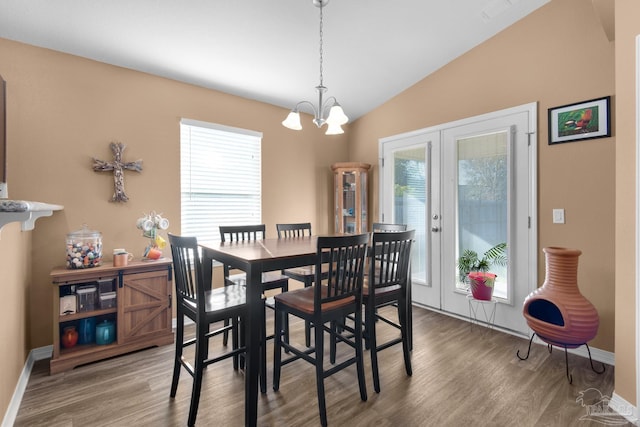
[276,222,312,238]
[372,222,408,232]
[369,230,414,291]
[219,225,267,281]
[315,234,368,309]
[219,224,266,242]
[169,233,204,312]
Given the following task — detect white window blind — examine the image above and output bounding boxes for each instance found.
[180,118,262,246]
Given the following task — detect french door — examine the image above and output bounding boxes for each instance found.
[379,103,537,335]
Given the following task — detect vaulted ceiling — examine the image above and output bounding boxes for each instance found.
[0,0,551,120]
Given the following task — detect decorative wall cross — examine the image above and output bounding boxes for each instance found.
[92,142,143,202]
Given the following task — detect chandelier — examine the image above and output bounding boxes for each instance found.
[282,0,348,135]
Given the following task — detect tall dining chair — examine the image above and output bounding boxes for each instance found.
[219,225,290,367]
[363,229,414,393]
[276,222,327,346]
[168,233,255,427]
[273,233,369,427]
[370,222,412,347]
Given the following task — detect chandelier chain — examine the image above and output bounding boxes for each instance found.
[281,0,347,134]
[319,2,323,87]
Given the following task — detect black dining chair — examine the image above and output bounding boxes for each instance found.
[273,233,369,427]
[219,224,290,378]
[168,233,259,426]
[363,229,414,392]
[276,222,328,347]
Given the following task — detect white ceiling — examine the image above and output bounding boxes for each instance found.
[0,0,549,121]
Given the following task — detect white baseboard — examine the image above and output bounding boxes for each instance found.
[610,392,639,424]
[1,345,52,427]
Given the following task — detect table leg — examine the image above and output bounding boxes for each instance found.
[245,265,261,427]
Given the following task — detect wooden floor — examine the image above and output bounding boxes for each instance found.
[14,305,630,427]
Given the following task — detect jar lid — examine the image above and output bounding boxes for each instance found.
[68,224,102,238]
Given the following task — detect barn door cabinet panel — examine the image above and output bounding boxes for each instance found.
[50,260,174,374]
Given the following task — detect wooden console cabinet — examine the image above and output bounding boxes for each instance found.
[50,260,174,374]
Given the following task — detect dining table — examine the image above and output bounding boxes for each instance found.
[199,235,320,427]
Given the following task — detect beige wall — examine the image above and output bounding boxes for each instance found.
[3,0,639,418]
[614,0,639,408]
[0,37,348,416]
[0,223,30,417]
[351,0,615,351]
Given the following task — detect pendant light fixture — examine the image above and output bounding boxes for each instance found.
[282,0,348,135]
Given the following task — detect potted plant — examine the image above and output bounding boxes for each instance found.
[457,242,507,300]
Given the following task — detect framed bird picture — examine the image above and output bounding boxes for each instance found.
[548,96,611,145]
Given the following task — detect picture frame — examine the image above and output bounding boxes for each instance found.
[548,96,611,145]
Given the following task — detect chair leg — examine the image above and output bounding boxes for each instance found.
[314,318,328,427]
[282,285,290,348]
[188,324,207,427]
[399,296,412,376]
[304,278,313,347]
[368,303,381,393]
[354,308,368,402]
[223,317,230,346]
[234,318,245,371]
[329,320,337,364]
[170,314,184,398]
[272,305,283,391]
[305,319,312,347]
[407,281,413,351]
[283,311,290,347]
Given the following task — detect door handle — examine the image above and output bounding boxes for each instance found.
[431,226,440,232]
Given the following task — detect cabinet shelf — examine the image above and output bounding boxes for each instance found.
[59,308,117,323]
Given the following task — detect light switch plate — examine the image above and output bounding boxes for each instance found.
[553,208,565,224]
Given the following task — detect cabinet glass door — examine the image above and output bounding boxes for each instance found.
[333,163,370,234]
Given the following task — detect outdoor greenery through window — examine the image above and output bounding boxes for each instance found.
[457,130,508,297]
[180,118,262,246]
[394,148,427,283]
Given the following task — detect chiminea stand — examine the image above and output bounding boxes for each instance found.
[517,333,605,384]
[518,247,606,384]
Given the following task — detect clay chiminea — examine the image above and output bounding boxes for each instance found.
[517,247,604,383]
[523,247,599,347]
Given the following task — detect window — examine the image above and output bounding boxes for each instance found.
[180,118,262,246]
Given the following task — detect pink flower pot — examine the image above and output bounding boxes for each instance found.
[468,272,496,301]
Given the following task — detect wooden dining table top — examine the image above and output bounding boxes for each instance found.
[199,236,335,275]
[209,235,318,260]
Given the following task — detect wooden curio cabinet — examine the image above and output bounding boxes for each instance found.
[332,162,370,234]
[50,260,174,374]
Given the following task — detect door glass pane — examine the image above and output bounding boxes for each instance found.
[456,131,508,298]
[393,148,427,284]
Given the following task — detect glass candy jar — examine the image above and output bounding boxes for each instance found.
[66,225,102,269]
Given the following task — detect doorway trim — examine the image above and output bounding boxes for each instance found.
[378,102,538,337]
